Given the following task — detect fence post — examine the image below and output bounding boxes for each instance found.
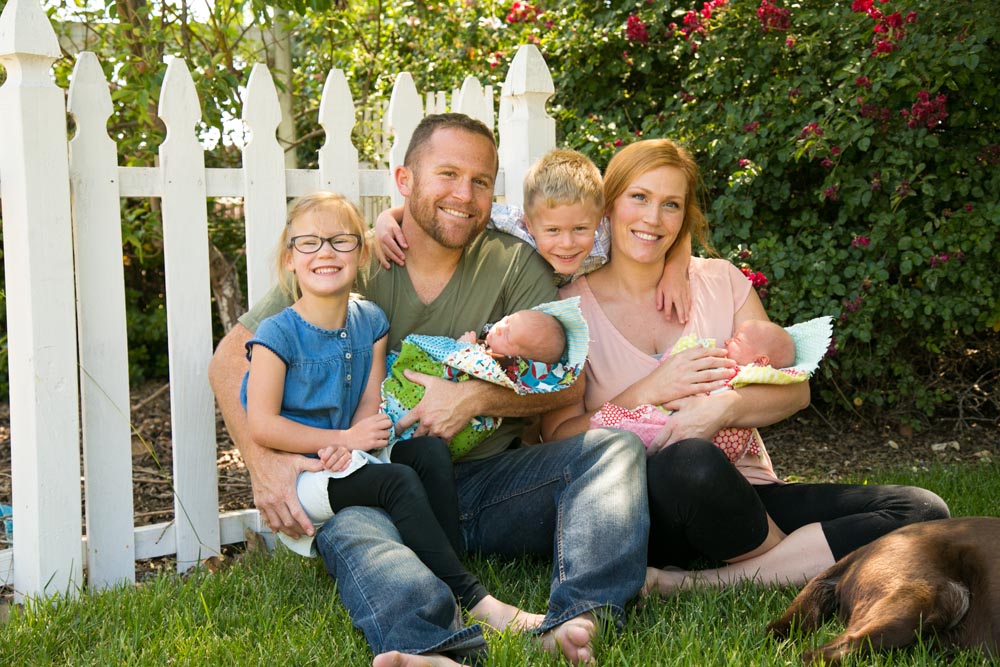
[0,0,84,600]
[498,44,555,207]
[317,68,359,201]
[157,56,221,571]
[67,51,136,588]
[242,64,287,308]
[386,72,421,207]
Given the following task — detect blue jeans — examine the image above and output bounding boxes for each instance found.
[315,427,648,657]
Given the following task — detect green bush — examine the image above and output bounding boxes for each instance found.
[1,0,995,422]
[541,0,999,422]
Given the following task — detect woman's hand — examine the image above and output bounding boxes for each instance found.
[347,413,393,451]
[646,391,737,455]
[639,345,736,406]
[318,446,352,472]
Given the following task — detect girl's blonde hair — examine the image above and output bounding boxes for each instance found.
[275,191,369,300]
[602,139,715,255]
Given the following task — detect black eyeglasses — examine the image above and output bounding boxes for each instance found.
[288,233,362,254]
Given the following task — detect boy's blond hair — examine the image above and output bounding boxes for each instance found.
[275,191,369,300]
[523,149,604,216]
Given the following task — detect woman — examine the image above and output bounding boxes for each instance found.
[542,139,950,594]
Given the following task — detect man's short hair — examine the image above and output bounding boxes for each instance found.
[403,113,498,173]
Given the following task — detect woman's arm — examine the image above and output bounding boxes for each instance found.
[539,375,592,441]
[607,345,736,409]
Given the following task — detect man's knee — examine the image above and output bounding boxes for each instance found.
[583,427,645,466]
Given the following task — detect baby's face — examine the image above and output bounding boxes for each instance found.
[724,322,769,365]
[485,312,526,358]
[524,202,601,276]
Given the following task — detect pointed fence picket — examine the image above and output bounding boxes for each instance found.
[0,0,556,600]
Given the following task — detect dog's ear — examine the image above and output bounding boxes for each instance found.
[768,575,841,639]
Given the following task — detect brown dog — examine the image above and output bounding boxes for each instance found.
[767,517,1000,664]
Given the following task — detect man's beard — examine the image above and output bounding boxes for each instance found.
[408,190,487,250]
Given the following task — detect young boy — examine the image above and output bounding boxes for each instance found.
[375,148,694,320]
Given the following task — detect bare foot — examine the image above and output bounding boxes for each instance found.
[643,566,697,597]
[371,651,462,667]
[469,594,546,632]
[539,612,597,665]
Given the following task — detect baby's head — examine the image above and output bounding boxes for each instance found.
[485,310,566,363]
[522,149,604,277]
[725,320,795,368]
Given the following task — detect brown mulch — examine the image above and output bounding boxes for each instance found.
[1,382,996,538]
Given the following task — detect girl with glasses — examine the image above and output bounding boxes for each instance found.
[240,191,542,631]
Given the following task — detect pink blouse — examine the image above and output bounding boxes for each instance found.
[560,257,781,484]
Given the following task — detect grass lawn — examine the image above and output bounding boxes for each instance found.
[3,463,998,666]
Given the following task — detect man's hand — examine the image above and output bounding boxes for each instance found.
[247,447,324,539]
[394,370,479,440]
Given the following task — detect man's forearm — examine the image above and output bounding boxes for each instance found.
[208,324,260,467]
[463,374,584,418]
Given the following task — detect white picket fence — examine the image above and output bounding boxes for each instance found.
[0,0,557,601]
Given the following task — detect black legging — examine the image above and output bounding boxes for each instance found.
[646,438,951,567]
[325,436,487,609]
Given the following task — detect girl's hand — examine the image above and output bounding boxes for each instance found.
[318,446,352,472]
[643,346,736,405]
[458,331,478,344]
[348,413,394,451]
[374,208,408,268]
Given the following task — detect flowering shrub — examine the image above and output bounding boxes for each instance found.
[539,0,999,421]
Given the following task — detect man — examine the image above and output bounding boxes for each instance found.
[209,113,648,666]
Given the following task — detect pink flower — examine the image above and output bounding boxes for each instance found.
[757,0,791,32]
[506,1,540,24]
[852,236,871,248]
[905,90,948,129]
[822,184,840,201]
[738,158,751,167]
[626,15,651,44]
[744,121,760,133]
[821,158,834,168]
[855,76,872,88]
[798,122,823,139]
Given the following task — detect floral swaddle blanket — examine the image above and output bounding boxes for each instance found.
[381,297,590,459]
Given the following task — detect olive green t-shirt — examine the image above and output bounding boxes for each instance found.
[239,229,559,460]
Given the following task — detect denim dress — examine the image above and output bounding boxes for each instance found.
[240,299,389,430]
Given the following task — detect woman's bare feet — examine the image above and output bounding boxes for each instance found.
[539,612,598,665]
[371,651,461,667]
[642,566,697,597]
[469,594,546,632]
